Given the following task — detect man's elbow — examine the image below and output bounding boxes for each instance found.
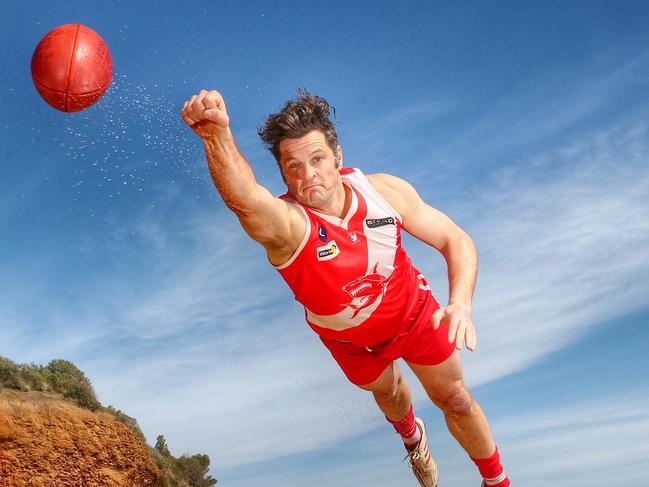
[442,228,476,257]
[226,200,252,217]
[458,229,477,255]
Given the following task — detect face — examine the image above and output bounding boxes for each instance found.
[278,130,342,209]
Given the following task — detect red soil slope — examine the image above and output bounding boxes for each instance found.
[0,389,159,486]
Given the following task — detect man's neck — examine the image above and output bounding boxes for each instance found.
[315,181,350,218]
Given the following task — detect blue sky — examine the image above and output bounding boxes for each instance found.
[2,1,649,486]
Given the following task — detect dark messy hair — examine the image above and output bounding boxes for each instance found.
[257,88,338,161]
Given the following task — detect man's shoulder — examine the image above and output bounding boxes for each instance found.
[342,169,408,199]
[365,172,401,190]
[343,168,388,192]
[363,173,421,218]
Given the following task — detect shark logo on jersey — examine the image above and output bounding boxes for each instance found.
[342,262,392,318]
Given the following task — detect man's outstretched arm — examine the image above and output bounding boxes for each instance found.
[368,173,478,351]
[180,90,303,262]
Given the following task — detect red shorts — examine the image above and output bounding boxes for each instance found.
[319,288,455,386]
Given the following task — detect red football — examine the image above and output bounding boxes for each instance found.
[31,24,112,112]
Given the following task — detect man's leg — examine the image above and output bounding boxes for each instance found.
[359,361,438,487]
[359,361,422,446]
[358,360,411,421]
[407,350,510,486]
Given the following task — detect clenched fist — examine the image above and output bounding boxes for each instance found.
[180,89,230,139]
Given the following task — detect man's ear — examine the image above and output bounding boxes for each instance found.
[336,145,343,168]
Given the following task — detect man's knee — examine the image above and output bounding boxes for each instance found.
[436,385,474,417]
[373,374,404,403]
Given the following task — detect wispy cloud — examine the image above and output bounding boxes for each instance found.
[448,121,649,385]
[494,390,649,487]
[178,386,649,487]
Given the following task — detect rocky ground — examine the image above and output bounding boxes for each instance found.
[0,389,159,486]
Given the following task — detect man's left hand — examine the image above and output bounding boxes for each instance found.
[431,303,477,351]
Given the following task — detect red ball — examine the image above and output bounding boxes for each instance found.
[31,24,112,112]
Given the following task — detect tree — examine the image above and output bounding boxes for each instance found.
[155,434,171,457]
[176,454,217,486]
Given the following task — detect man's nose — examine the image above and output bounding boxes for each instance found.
[302,163,317,179]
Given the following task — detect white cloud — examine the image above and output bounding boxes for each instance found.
[189,387,649,487]
[494,391,649,487]
[454,122,649,385]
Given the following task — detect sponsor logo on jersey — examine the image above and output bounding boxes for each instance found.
[317,223,328,242]
[348,232,359,243]
[365,217,395,228]
[316,240,340,261]
[342,262,392,318]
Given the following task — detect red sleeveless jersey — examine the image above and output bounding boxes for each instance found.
[275,168,430,346]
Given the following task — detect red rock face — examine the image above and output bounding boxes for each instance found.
[0,389,158,486]
[30,24,113,112]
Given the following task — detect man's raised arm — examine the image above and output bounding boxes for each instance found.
[180,90,303,262]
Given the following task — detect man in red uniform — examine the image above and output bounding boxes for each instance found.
[180,89,510,487]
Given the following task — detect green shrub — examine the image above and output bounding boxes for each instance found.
[0,357,20,389]
[149,439,218,486]
[47,359,90,385]
[104,405,146,441]
[0,356,100,411]
[18,364,48,392]
[175,454,217,487]
[45,359,101,410]
[65,383,101,411]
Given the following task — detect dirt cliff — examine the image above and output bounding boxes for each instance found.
[0,389,159,486]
